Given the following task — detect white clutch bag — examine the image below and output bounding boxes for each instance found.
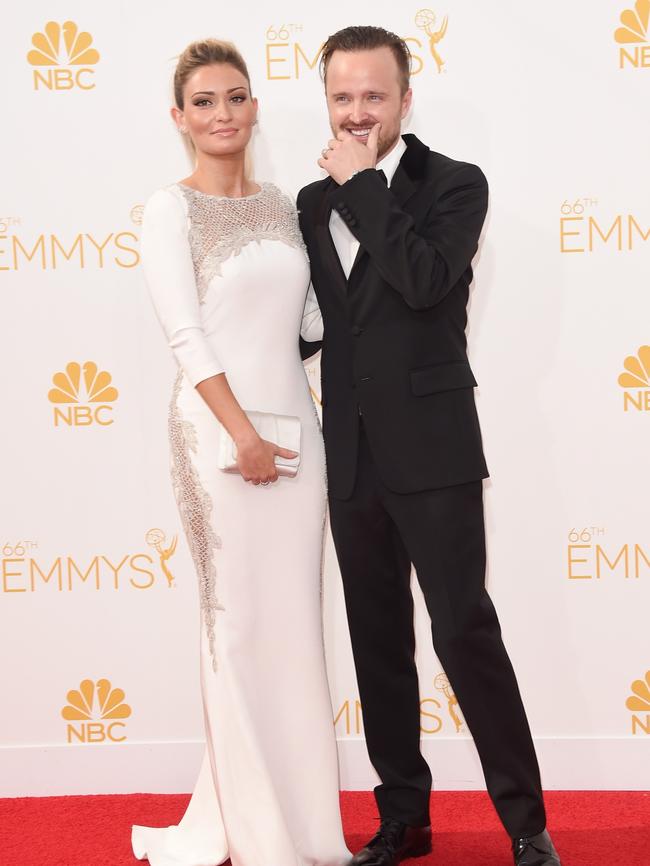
[217,411,302,478]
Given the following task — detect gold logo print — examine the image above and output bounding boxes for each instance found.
[27,21,100,66]
[415,9,449,73]
[48,362,118,404]
[130,205,144,226]
[61,678,131,720]
[626,671,650,712]
[146,528,178,588]
[62,678,132,744]
[618,346,650,388]
[614,0,649,43]
[1,532,181,593]
[434,672,464,733]
[626,671,650,734]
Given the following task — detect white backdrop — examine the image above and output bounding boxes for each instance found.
[1,1,649,797]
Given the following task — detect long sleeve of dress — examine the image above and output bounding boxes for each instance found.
[141,188,225,387]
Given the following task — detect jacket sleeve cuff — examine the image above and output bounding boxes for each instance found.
[327,169,391,232]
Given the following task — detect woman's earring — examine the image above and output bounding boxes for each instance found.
[180,126,188,134]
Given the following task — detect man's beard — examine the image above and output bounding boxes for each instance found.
[376,128,401,160]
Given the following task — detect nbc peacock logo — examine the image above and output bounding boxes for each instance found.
[626,670,650,735]
[618,346,650,412]
[62,678,132,743]
[48,361,118,427]
[614,1,650,68]
[27,21,100,91]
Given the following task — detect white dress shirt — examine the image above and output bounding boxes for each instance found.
[329,136,407,278]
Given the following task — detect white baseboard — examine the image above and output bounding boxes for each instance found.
[1,737,647,797]
[341,736,650,791]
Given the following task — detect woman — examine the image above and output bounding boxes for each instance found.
[132,39,349,866]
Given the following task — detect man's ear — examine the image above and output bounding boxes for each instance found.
[401,88,413,120]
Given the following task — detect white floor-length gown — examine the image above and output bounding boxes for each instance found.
[131,181,349,866]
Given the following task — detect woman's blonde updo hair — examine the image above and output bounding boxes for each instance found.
[173,39,252,109]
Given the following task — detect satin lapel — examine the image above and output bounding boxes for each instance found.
[393,133,429,206]
[315,179,348,299]
[348,243,367,284]
[389,163,418,208]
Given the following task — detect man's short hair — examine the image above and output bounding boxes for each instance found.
[320,25,412,94]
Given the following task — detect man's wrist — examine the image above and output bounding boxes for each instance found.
[344,166,375,184]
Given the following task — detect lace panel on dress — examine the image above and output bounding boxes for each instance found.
[177,183,307,301]
[169,370,224,671]
[166,182,304,670]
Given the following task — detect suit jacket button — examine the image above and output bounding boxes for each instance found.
[351,325,363,336]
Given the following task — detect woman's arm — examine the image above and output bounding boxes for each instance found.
[195,374,297,485]
[141,189,295,484]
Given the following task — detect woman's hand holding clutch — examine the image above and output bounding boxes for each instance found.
[234,433,298,486]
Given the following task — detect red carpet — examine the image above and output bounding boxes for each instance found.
[1,791,648,865]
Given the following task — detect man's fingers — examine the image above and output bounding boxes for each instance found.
[367,122,381,154]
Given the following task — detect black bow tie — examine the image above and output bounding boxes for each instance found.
[376,168,387,185]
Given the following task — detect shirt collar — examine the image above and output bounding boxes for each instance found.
[376,136,407,187]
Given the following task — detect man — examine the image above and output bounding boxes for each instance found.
[297,25,562,866]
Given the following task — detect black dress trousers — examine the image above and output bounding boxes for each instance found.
[328,422,546,837]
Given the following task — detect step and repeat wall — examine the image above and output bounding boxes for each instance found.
[1,1,648,796]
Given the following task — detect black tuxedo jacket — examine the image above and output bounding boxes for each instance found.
[297,134,489,499]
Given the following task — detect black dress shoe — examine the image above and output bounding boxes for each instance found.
[349,818,432,866]
[512,829,561,865]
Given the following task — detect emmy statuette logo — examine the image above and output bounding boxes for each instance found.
[434,673,464,733]
[618,346,650,412]
[626,671,650,734]
[48,361,118,427]
[62,678,132,743]
[614,1,650,68]
[146,529,178,588]
[130,205,144,226]
[28,21,100,90]
[420,674,464,734]
[415,9,449,73]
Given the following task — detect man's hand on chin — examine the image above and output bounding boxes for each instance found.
[318,123,381,185]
